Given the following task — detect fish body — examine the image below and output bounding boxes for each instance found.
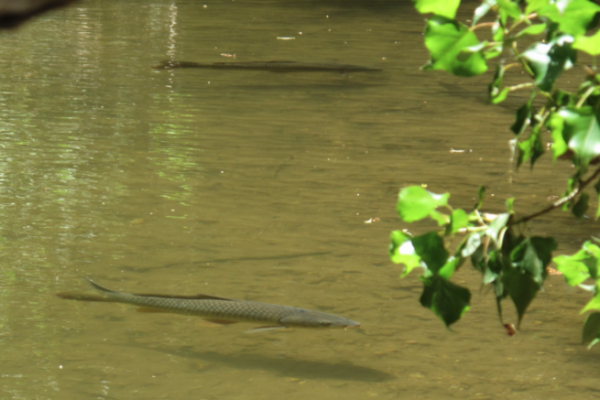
[58,277,360,330]
[155,60,382,73]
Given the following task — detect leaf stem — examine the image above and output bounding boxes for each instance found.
[472,22,497,31]
[508,82,535,92]
[575,85,596,108]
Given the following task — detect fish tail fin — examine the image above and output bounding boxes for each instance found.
[86,276,116,294]
[56,278,120,302]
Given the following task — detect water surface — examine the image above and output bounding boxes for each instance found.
[1,0,599,399]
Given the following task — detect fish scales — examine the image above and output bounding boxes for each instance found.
[113,291,303,323]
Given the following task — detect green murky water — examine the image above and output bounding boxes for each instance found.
[1,1,599,399]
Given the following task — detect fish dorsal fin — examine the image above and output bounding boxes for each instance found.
[132,293,236,301]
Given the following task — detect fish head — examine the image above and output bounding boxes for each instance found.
[280,310,361,329]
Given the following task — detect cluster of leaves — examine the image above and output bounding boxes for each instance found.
[419,0,600,175]
[555,240,600,348]
[389,186,555,328]
[389,0,600,346]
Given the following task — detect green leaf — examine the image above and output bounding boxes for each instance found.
[520,35,576,92]
[497,0,523,20]
[506,197,515,214]
[595,177,600,219]
[510,236,557,284]
[439,256,461,279]
[582,284,600,313]
[414,0,461,19]
[430,210,451,226]
[549,107,600,168]
[517,126,544,168]
[491,88,510,104]
[462,232,482,258]
[475,185,486,210]
[583,312,600,344]
[511,96,535,135]
[492,21,504,42]
[552,89,577,107]
[525,0,550,15]
[423,16,488,77]
[548,111,568,160]
[449,209,469,234]
[553,250,593,286]
[485,250,504,282]
[473,0,496,25]
[541,0,600,36]
[503,267,541,327]
[397,186,450,222]
[573,30,600,56]
[412,232,449,274]
[515,23,547,38]
[420,275,471,326]
[484,44,503,60]
[486,213,510,245]
[572,192,590,218]
[389,230,423,277]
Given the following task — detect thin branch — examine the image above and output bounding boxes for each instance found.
[511,165,600,225]
[472,22,497,31]
[508,82,535,92]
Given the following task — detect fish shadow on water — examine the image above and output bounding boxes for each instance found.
[122,343,394,382]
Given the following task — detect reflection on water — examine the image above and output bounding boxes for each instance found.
[1,0,599,399]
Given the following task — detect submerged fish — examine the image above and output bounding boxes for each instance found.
[155,60,382,73]
[57,277,361,331]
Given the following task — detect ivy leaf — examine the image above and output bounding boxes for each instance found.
[412,232,449,274]
[485,213,510,246]
[462,232,482,258]
[583,312,600,345]
[496,0,523,20]
[538,0,600,36]
[573,30,600,56]
[414,0,460,19]
[439,256,461,279]
[520,35,576,92]
[397,186,450,222]
[582,284,600,313]
[423,16,488,77]
[553,249,593,286]
[552,89,577,107]
[506,197,515,214]
[420,275,471,327]
[595,178,600,219]
[475,185,486,210]
[515,23,547,38]
[511,94,536,135]
[473,0,497,25]
[489,65,509,104]
[503,267,541,327]
[449,209,469,234]
[510,236,557,284]
[389,230,423,277]
[549,107,600,168]
[525,0,551,15]
[572,193,589,219]
[548,111,568,160]
[517,126,544,168]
